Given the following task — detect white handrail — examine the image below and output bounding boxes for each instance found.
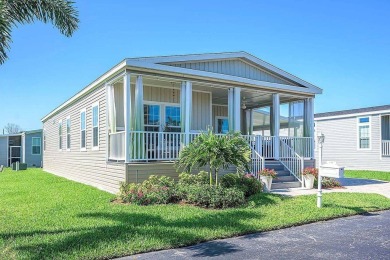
[382,140,390,156]
[249,146,265,179]
[279,138,304,186]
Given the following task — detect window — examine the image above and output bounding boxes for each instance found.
[32,137,41,155]
[80,109,86,150]
[66,116,71,150]
[144,104,160,132]
[58,120,62,150]
[92,103,99,149]
[358,116,370,149]
[165,106,181,132]
[215,117,229,134]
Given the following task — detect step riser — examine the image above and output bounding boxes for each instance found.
[271,182,302,189]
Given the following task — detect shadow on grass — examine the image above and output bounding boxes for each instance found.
[11,201,270,259]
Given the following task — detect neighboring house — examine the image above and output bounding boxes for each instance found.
[0,129,43,167]
[315,105,390,171]
[41,52,322,193]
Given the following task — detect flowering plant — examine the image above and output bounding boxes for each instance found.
[302,167,318,177]
[258,168,277,179]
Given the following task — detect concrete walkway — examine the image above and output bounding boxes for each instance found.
[123,210,390,260]
[271,177,390,198]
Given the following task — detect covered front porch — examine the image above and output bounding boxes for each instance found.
[106,71,315,181]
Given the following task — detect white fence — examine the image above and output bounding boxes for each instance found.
[108,131,312,170]
[382,140,390,156]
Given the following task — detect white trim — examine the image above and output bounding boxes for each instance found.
[31,137,42,155]
[356,116,371,151]
[129,52,322,92]
[58,120,63,151]
[80,108,87,151]
[315,110,390,121]
[66,116,71,151]
[91,101,100,151]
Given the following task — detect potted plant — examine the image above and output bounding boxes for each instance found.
[259,168,277,191]
[302,167,318,189]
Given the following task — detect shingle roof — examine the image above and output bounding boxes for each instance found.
[315,105,390,118]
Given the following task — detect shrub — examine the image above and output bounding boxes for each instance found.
[220,173,262,197]
[117,175,177,205]
[184,184,245,209]
[178,171,210,186]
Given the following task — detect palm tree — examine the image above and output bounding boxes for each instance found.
[0,0,79,64]
[175,129,251,186]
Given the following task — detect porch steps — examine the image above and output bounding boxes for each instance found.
[264,160,301,190]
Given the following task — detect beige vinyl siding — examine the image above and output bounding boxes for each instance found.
[167,59,293,85]
[315,114,390,171]
[144,85,180,103]
[192,91,211,131]
[0,137,7,166]
[43,84,126,193]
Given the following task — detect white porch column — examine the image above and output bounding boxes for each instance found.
[233,87,241,132]
[271,93,280,159]
[134,76,144,131]
[245,109,253,135]
[228,88,234,132]
[181,81,192,144]
[304,97,315,158]
[123,73,132,163]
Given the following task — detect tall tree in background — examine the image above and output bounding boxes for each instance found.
[4,123,22,134]
[0,0,79,64]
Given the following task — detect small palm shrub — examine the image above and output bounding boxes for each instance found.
[220,173,262,197]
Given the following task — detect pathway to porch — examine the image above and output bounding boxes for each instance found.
[271,177,390,198]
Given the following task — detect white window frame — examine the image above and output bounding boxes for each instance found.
[58,120,63,151]
[143,101,181,132]
[215,116,229,134]
[66,116,71,151]
[91,102,99,150]
[357,116,371,150]
[80,108,87,151]
[31,137,41,155]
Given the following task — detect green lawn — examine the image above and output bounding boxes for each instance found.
[345,170,390,182]
[1,169,389,259]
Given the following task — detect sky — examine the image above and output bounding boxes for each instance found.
[0,0,389,131]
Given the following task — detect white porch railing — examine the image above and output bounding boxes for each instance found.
[280,136,313,158]
[108,132,125,160]
[382,140,390,156]
[279,138,304,186]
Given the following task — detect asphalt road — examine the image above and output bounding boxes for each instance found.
[123,210,390,260]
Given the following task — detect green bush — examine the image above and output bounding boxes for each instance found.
[313,176,342,188]
[118,175,177,205]
[178,171,210,186]
[220,173,262,197]
[184,184,245,209]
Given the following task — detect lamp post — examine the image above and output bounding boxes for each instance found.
[317,132,325,208]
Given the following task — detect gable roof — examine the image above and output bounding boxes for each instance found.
[42,52,322,122]
[129,51,322,93]
[315,105,390,119]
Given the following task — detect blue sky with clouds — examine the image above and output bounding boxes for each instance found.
[0,0,389,131]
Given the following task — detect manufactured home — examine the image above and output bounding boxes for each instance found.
[42,52,322,193]
[0,129,43,167]
[315,105,390,171]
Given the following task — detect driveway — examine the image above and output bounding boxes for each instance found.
[272,177,390,198]
[122,210,390,260]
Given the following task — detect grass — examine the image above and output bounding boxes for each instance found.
[0,168,389,259]
[345,170,390,182]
